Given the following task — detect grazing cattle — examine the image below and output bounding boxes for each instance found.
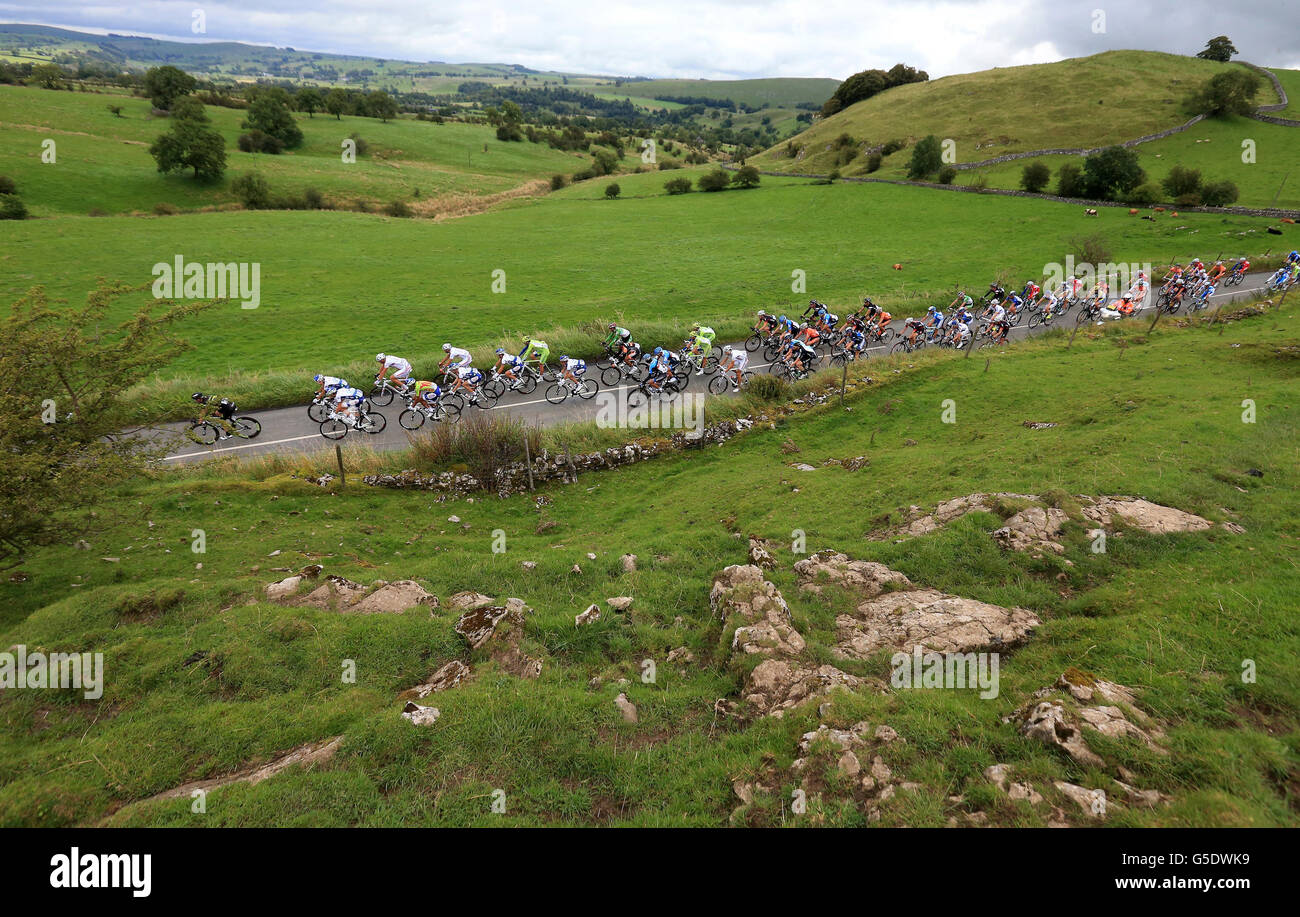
[1129,208,1139,215]
[1154,206,1166,212]
[1084,208,1098,216]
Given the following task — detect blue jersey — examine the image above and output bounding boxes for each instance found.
[928,311,944,327]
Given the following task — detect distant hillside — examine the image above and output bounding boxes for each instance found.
[622,76,839,109]
[752,50,1249,177]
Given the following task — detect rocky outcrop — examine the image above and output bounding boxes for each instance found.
[992,506,1068,554]
[740,660,866,718]
[1080,497,1214,534]
[350,580,439,615]
[453,597,542,679]
[264,571,437,614]
[1010,670,1167,768]
[711,564,805,659]
[835,589,1039,658]
[401,701,441,726]
[792,551,912,595]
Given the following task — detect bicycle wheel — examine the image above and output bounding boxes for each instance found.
[672,370,691,391]
[187,422,218,445]
[744,332,762,352]
[830,351,847,367]
[890,341,908,355]
[360,411,387,434]
[576,378,599,400]
[307,401,329,423]
[544,383,568,405]
[442,393,466,415]
[320,419,348,440]
[518,374,539,395]
[399,408,426,431]
[483,377,507,400]
[601,365,624,387]
[627,387,649,409]
[708,373,729,394]
[370,385,394,407]
[441,399,462,423]
[233,417,261,439]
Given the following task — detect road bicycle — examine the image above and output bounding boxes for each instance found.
[398,397,461,430]
[544,373,600,404]
[186,415,261,445]
[319,407,386,440]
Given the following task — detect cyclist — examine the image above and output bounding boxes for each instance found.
[313,374,348,401]
[986,300,1009,340]
[192,392,237,439]
[925,305,944,338]
[1208,261,1228,284]
[450,363,485,400]
[953,316,973,349]
[950,291,974,315]
[1021,279,1041,302]
[902,316,926,346]
[1003,292,1024,322]
[439,343,473,373]
[791,337,817,375]
[645,347,677,391]
[518,339,550,375]
[332,384,366,427]
[1230,257,1250,280]
[718,344,748,391]
[375,353,412,393]
[558,355,587,388]
[801,300,826,321]
[871,307,893,340]
[844,321,867,356]
[688,323,717,373]
[410,379,443,412]
[755,310,780,337]
[604,323,632,355]
[795,321,821,348]
[492,348,526,388]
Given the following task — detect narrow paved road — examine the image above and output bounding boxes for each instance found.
[162,273,1277,464]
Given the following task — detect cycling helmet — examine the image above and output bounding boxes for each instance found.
[926,306,936,314]
[1290,251,1298,258]
[778,315,788,323]
[722,345,732,354]
[191,392,205,403]
[375,353,386,362]
[559,355,569,362]
[692,323,700,330]
[495,348,505,356]
[608,323,616,331]
[653,347,663,356]
[757,309,767,317]
[313,374,324,383]
[442,343,451,352]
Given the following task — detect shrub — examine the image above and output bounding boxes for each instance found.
[1126,183,1162,206]
[348,133,369,157]
[1161,165,1202,199]
[549,174,568,191]
[697,168,732,192]
[0,175,15,195]
[408,411,541,485]
[881,139,905,156]
[604,182,621,199]
[906,135,942,179]
[303,187,326,209]
[237,130,284,154]
[231,172,271,209]
[496,123,523,142]
[937,165,957,184]
[833,132,856,150]
[664,176,692,195]
[1174,191,1202,208]
[657,160,682,170]
[0,194,28,220]
[1200,180,1239,207]
[572,167,596,182]
[865,152,882,173]
[1020,162,1051,193]
[732,165,760,189]
[384,199,413,217]
[745,374,789,401]
[1069,234,1112,268]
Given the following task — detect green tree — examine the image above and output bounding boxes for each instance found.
[1200,180,1239,207]
[1081,146,1145,200]
[242,95,303,148]
[1020,162,1051,193]
[365,90,398,122]
[664,177,692,194]
[296,87,323,118]
[604,182,621,199]
[697,168,731,192]
[144,65,197,110]
[28,63,63,89]
[231,172,271,208]
[325,89,349,120]
[732,165,761,188]
[1196,36,1237,62]
[149,102,226,180]
[0,284,207,569]
[1186,69,1261,117]
[906,135,943,180]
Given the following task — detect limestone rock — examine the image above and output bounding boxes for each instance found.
[295,575,368,610]
[792,551,912,596]
[576,603,601,627]
[265,575,302,601]
[606,596,633,612]
[747,537,777,570]
[615,692,638,723]
[350,580,438,615]
[455,603,525,650]
[401,701,441,726]
[1080,497,1213,534]
[1021,701,1104,767]
[993,506,1068,554]
[834,588,1039,658]
[400,660,471,700]
[620,553,637,573]
[446,591,495,611]
[741,659,862,718]
[1054,781,1106,819]
[710,565,805,659]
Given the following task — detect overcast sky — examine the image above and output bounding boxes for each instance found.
[5,0,1299,80]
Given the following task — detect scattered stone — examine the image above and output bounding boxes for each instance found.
[793,550,912,595]
[400,660,471,699]
[447,515,460,523]
[446,591,495,611]
[620,553,637,573]
[993,506,1068,554]
[791,463,816,471]
[576,604,601,627]
[74,540,91,551]
[295,575,368,611]
[842,456,869,471]
[401,702,441,726]
[606,596,633,612]
[350,580,438,615]
[101,557,120,564]
[521,561,537,571]
[455,603,525,650]
[741,659,864,718]
[299,564,323,578]
[614,693,638,723]
[1055,781,1106,819]
[535,521,557,534]
[747,536,777,570]
[1021,701,1104,767]
[666,646,695,664]
[265,575,303,601]
[570,564,582,574]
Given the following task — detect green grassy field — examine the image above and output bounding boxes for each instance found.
[624,77,839,108]
[954,112,1300,210]
[3,168,1286,414]
[1,309,1295,827]
[1265,67,1300,119]
[0,84,590,216]
[753,51,1250,174]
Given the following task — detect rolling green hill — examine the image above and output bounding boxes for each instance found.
[752,51,1250,176]
[623,76,838,108]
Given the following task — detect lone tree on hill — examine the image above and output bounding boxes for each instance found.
[1196,36,1238,62]
[150,97,226,180]
[144,65,197,111]
[1081,146,1145,200]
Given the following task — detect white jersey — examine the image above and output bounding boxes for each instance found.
[381,356,411,374]
[446,347,472,366]
[320,376,346,390]
[335,386,364,402]
[727,349,748,370]
[989,305,1006,322]
[498,353,522,369]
